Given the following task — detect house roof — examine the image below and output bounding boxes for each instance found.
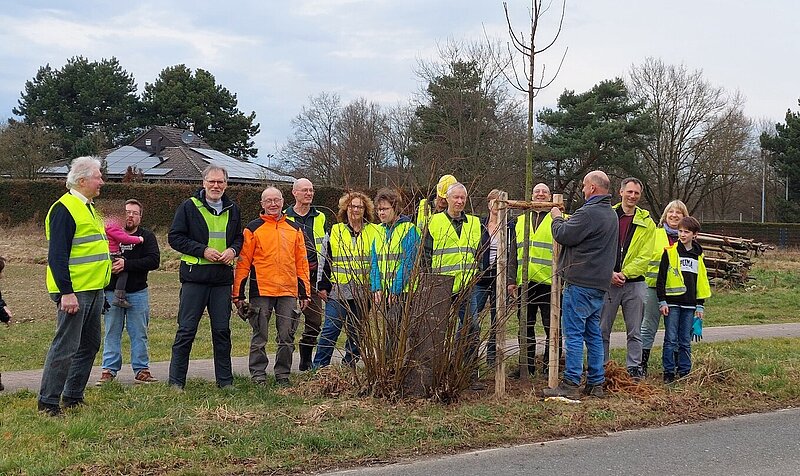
[40,126,294,184]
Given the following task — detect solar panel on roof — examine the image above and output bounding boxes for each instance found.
[104,146,161,175]
[192,148,270,180]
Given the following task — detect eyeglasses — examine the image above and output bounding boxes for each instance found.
[261,198,283,204]
[348,204,364,210]
[377,207,392,213]
[205,180,226,186]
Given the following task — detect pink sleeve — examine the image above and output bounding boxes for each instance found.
[105,224,141,245]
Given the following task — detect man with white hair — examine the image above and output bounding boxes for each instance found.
[422,182,485,390]
[38,156,111,416]
[284,177,328,371]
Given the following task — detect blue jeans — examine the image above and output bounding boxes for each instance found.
[168,283,233,388]
[312,299,362,369]
[101,289,151,375]
[561,284,605,386]
[39,290,104,406]
[663,306,694,376]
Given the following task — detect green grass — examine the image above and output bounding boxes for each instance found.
[1,338,799,475]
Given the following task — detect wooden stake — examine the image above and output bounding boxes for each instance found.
[494,191,508,397]
[548,194,563,388]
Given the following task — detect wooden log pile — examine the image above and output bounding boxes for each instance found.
[697,232,773,287]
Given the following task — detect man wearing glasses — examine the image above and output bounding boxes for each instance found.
[167,165,243,390]
[96,199,161,386]
[233,187,310,386]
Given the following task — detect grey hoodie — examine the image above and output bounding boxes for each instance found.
[551,194,618,291]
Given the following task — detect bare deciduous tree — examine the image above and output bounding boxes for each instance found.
[629,58,752,215]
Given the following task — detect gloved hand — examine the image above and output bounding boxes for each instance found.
[235,300,249,321]
[692,316,703,342]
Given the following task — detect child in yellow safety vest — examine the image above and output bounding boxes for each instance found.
[655,216,711,383]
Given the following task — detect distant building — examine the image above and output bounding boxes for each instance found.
[41,126,294,185]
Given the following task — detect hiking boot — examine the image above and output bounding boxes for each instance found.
[134,369,158,384]
[542,379,580,399]
[38,400,62,417]
[275,377,291,388]
[62,397,85,409]
[663,373,676,384]
[95,369,115,386]
[627,366,643,382]
[582,383,605,398]
[641,349,651,377]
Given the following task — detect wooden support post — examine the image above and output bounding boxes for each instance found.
[494,191,508,397]
[548,194,563,388]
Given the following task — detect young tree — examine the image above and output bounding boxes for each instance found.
[536,78,652,205]
[335,98,386,189]
[141,65,260,159]
[0,121,61,179]
[761,100,800,221]
[13,56,139,157]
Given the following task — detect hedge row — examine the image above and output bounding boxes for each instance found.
[0,179,348,230]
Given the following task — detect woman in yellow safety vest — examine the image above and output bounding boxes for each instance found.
[312,191,379,369]
[640,199,688,375]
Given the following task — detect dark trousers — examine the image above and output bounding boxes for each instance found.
[520,281,561,372]
[39,290,104,406]
[298,290,323,352]
[168,283,233,388]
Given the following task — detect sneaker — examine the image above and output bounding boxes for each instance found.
[134,370,158,384]
[275,377,291,388]
[542,379,581,399]
[38,400,62,417]
[95,369,115,386]
[582,383,605,398]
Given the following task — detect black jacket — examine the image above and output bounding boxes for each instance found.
[168,189,243,285]
[105,226,160,293]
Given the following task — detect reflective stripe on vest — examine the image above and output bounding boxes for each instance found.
[181,197,230,265]
[515,213,555,285]
[286,210,327,256]
[374,221,416,292]
[45,193,111,293]
[664,244,712,299]
[428,213,481,293]
[329,223,378,285]
[645,228,671,287]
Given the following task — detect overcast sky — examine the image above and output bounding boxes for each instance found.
[1,1,797,164]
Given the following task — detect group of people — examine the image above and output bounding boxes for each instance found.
[30,156,709,415]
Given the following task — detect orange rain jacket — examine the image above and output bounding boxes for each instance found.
[233,213,311,300]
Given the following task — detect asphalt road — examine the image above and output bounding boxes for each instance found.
[323,408,800,476]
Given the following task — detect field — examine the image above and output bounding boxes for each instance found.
[1,225,800,474]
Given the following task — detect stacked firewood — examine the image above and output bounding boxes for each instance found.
[697,233,772,287]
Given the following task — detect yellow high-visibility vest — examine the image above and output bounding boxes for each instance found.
[428,213,481,293]
[45,193,111,293]
[663,243,711,299]
[180,197,230,265]
[329,222,379,285]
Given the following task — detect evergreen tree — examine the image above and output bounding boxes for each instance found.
[761,100,800,221]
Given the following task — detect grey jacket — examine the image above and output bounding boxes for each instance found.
[551,194,618,291]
